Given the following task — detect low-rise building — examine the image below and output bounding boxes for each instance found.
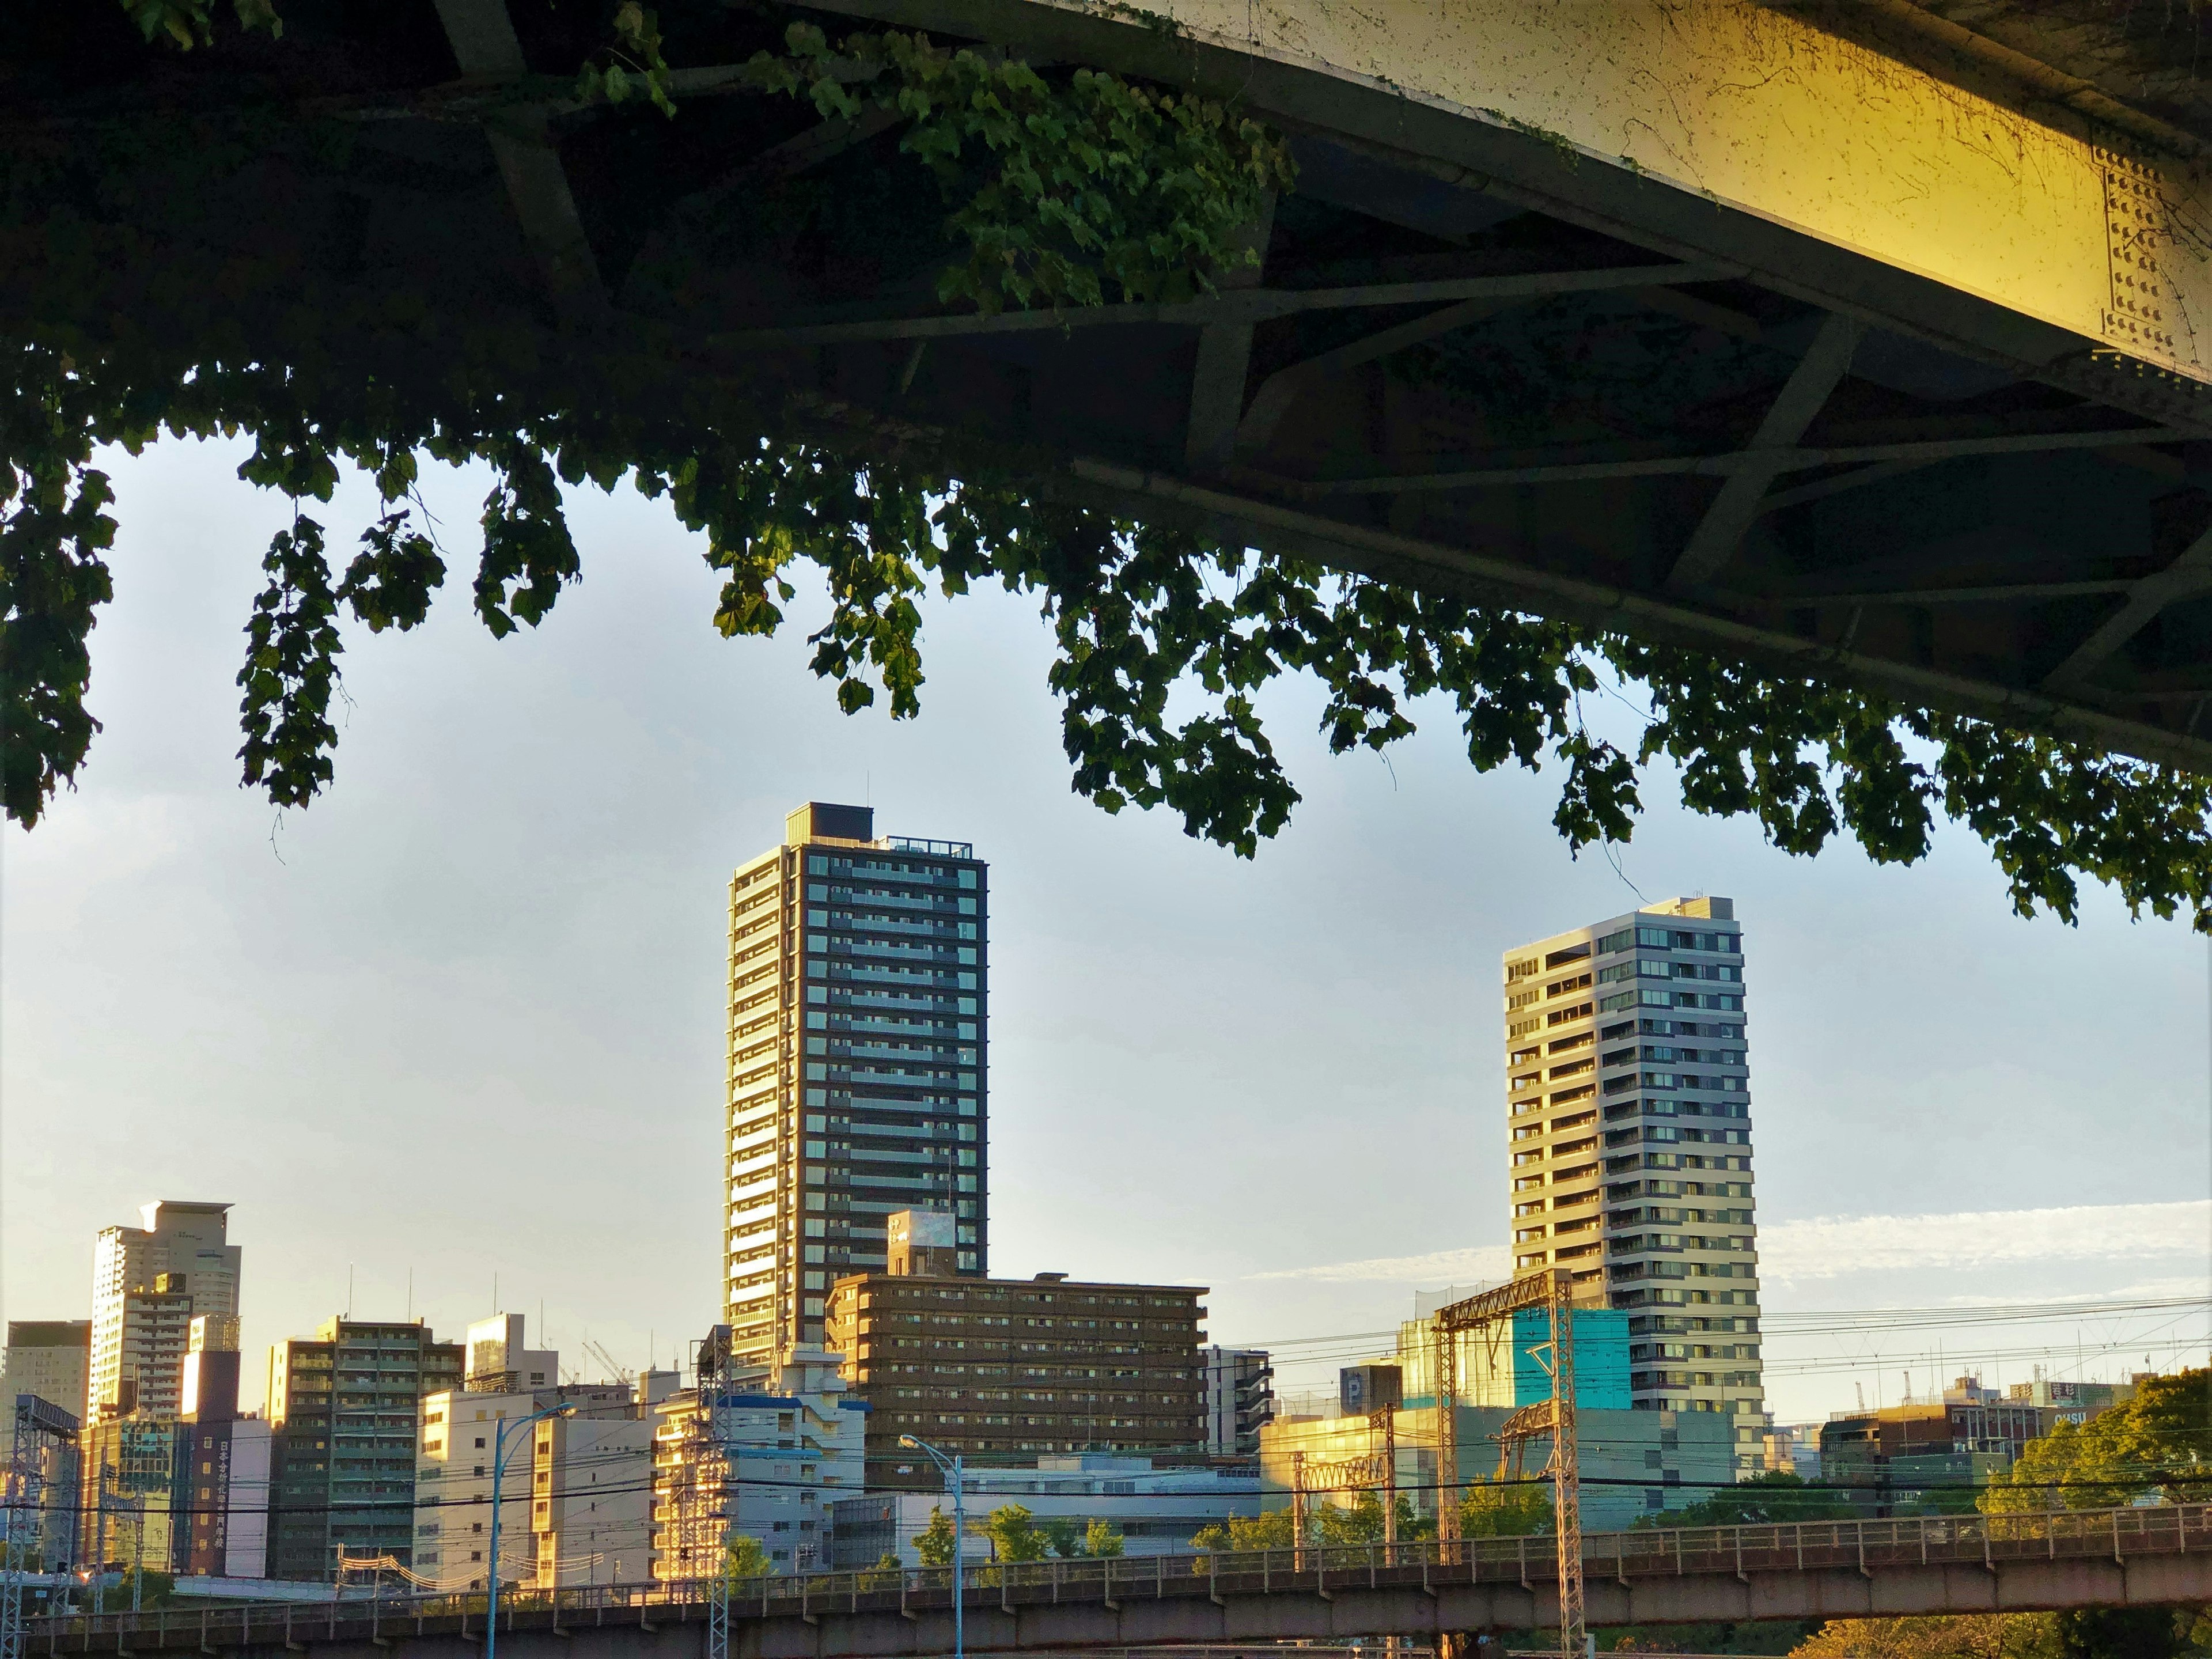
[650,1343,866,1580]
[830,1454,1262,1566]
[1262,1402,1733,1535]
[1816,1373,2105,1513]
[824,1268,1206,1485]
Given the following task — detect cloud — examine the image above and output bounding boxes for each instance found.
[1251,1201,2212,1286]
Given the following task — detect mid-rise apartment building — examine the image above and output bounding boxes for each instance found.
[725,802,989,1369]
[1503,896,1766,1470]
[824,1264,1206,1486]
[1200,1348,1274,1457]
[3,1321,91,1418]
[414,1378,651,1590]
[266,1317,465,1580]
[89,1202,241,1421]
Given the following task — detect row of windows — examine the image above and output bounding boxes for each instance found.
[805,854,978,884]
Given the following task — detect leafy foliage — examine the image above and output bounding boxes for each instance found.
[1084,1517,1125,1558]
[1982,1369,2212,1513]
[236,517,342,810]
[1190,1508,1296,1552]
[1457,1478,1551,1537]
[119,0,280,50]
[736,24,1293,315]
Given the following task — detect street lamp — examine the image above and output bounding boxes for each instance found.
[486,1404,573,1659]
[898,1435,964,1659]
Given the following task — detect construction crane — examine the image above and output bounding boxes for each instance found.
[1429,1268,1583,1659]
[580,1339,634,1385]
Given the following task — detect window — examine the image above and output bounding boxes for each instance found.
[1635,927,1671,948]
[1547,972,1593,998]
[1594,929,1633,955]
[1505,957,1540,982]
[1596,961,1635,985]
[1544,944,1590,968]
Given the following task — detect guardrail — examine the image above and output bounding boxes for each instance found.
[29,1502,2211,1652]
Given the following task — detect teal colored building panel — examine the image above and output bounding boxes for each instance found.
[1509,1308,1630,1410]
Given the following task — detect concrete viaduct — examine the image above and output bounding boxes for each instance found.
[33,1505,2212,1658]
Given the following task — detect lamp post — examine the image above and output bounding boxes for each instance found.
[897,1436,963,1659]
[486,1405,572,1659]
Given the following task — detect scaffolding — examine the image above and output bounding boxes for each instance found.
[1429,1269,1582,1659]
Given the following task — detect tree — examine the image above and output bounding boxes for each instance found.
[1982,1370,2212,1513]
[1457,1480,1551,1538]
[980,1502,1050,1563]
[1191,1508,1297,1552]
[914,1505,958,1568]
[1082,1518,1124,1558]
[720,1536,772,1581]
[1788,1615,2037,1658]
[1633,1472,1858,1529]
[1037,1516,1086,1559]
[1312,1491,1387,1546]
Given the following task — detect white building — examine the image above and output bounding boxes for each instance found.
[830,1456,1262,1567]
[1200,1348,1273,1457]
[1503,896,1766,1471]
[651,1344,866,1578]
[89,1202,241,1419]
[413,1381,640,1590]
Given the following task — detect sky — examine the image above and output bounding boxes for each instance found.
[5,435,2210,1430]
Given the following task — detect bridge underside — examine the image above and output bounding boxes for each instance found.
[18,1,2212,765]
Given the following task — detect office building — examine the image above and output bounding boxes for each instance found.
[724,802,989,1369]
[1817,1372,2127,1514]
[824,1266,1206,1486]
[266,1316,465,1580]
[2,1321,90,1418]
[1503,896,1766,1468]
[831,1455,1262,1566]
[177,1316,270,1578]
[78,1408,179,1573]
[89,1202,241,1421]
[649,1344,867,1579]
[414,1377,652,1590]
[1200,1348,1274,1457]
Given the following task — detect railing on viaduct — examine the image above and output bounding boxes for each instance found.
[28,1503,2212,1654]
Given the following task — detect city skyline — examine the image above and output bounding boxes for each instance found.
[3,440,2207,1436]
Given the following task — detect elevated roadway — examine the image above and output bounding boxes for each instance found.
[31,1503,2212,1657]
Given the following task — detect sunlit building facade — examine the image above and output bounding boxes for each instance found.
[1502,896,1767,1470]
[724,803,988,1368]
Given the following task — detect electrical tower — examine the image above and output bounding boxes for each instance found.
[3,1395,81,1659]
[1429,1269,1584,1659]
[693,1330,740,1659]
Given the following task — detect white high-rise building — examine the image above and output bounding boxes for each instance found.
[1502,897,1766,1472]
[88,1201,241,1420]
[724,803,988,1369]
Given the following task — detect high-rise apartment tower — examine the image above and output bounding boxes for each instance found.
[725,803,988,1368]
[1502,896,1767,1472]
[89,1200,241,1421]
